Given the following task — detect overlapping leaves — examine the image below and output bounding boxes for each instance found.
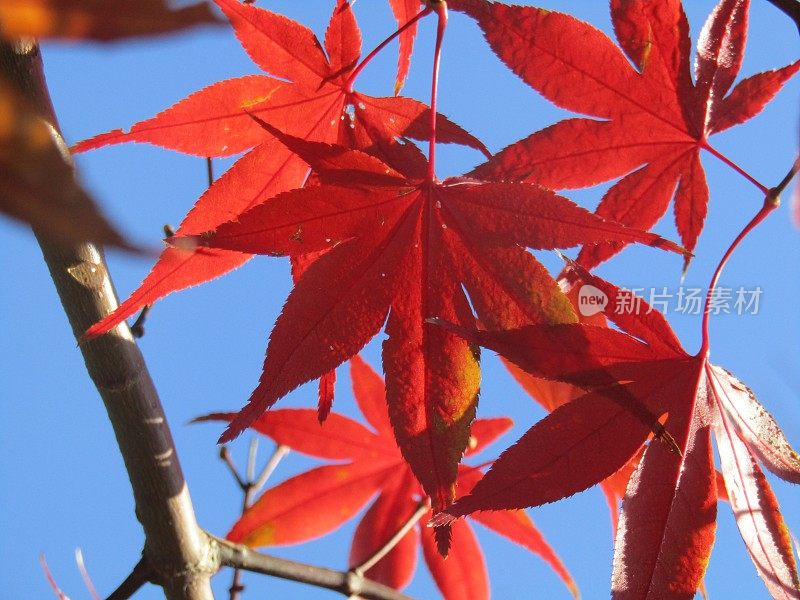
[499,277,646,531]
[197,356,578,599]
[67,1,799,596]
[78,0,485,340]
[436,271,800,598]
[180,115,684,512]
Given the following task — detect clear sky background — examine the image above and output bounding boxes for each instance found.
[1,1,799,598]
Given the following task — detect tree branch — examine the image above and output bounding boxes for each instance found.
[764,0,800,32]
[0,39,215,600]
[106,557,153,600]
[213,536,415,600]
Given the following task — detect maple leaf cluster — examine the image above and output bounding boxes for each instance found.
[436,266,800,597]
[69,0,799,597]
[198,356,578,600]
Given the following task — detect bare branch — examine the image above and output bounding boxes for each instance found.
[770,154,800,201]
[0,39,215,600]
[213,536,415,600]
[106,558,153,600]
[220,446,247,491]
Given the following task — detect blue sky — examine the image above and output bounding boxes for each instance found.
[1,1,799,598]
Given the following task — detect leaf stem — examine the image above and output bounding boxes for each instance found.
[699,205,772,356]
[701,141,769,195]
[427,1,448,182]
[350,500,429,577]
[345,7,432,93]
[699,155,799,356]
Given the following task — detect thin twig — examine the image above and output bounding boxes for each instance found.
[228,443,289,600]
[220,446,247,491]
[129,305,151,338]
[229,440,257,600]
[39,555,69,600]
[251,444,290,496]
[130,222,175,338]
[246,437,259,483]
[768,154,800,201]
[351,501,429,577]
[106,557,153,600]
[75,549,100,600]
[213,536,415,600]
[205,157,214,187]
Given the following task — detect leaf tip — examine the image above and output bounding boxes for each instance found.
[218,422,243,445]
[80,316,121,343]
[434,522,452,557]
[568,581,581,600]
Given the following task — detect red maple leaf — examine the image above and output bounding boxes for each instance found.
[387,0,422,94]
[451,0,800,269]
[435,272,800,598]
[197,355,578,599]
[76,0,485,339]
[499,274,729,533]
[177,117,686,511]
[498,275,642,533]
